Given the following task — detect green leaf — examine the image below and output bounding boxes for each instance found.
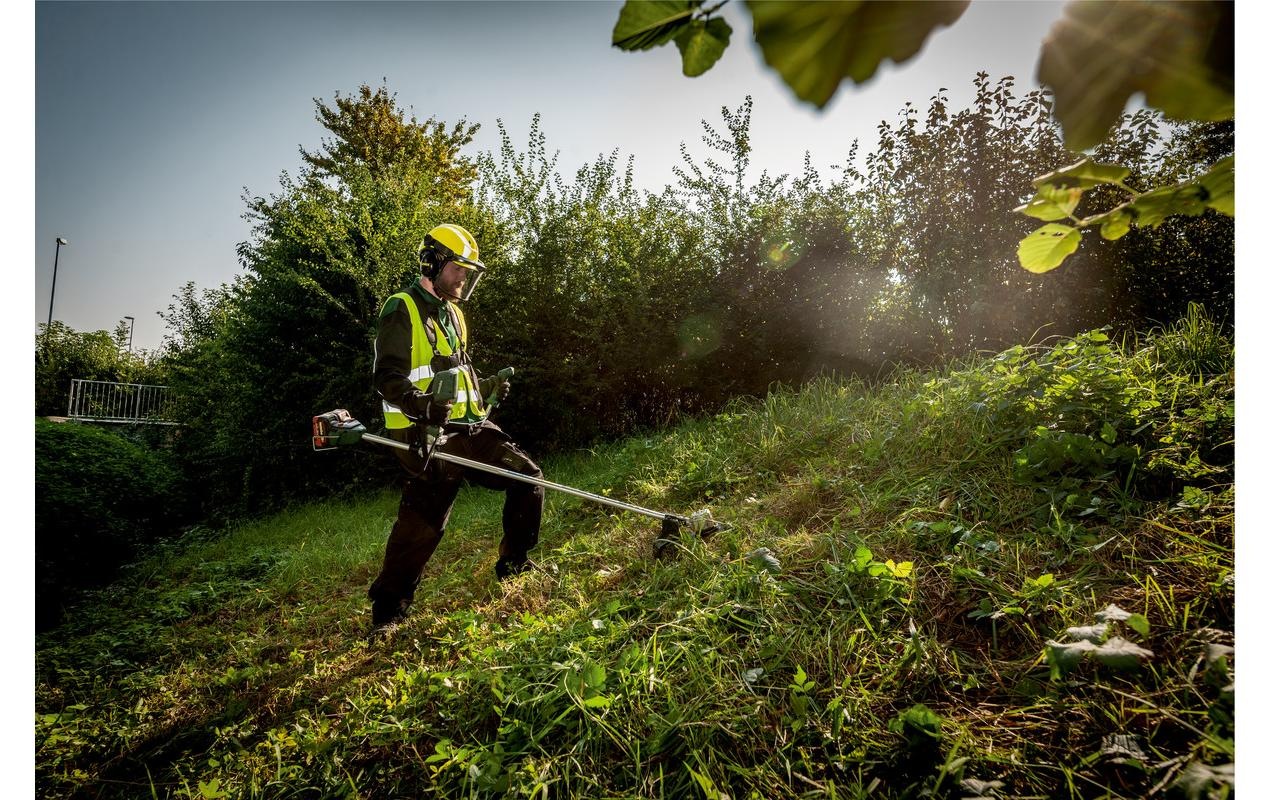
[582,662,606,692]
[1197,155,1234,216]
[1129,183,1210,227]
[1015,184,1084,222]
[1046,639,1096,677]
[746,0,970,108]
[1100,421,1117,444]
[888,560,914,579]
[1092,636,1154,670]
[582,694,613,708]
[1125,613,1150,638]
[747,546,782,574]
[1018,223,1081,273]
[673,17,732,77]
[1033,158,1131,191]
[853,546,873,569]
[888,703,943,740]
[612,0,702,51]
[1038,1,1232,151]
[1096,207,1133,241]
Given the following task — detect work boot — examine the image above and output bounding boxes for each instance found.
[369,598,409,635]
[495,556,531,581]
[367,620,402,644]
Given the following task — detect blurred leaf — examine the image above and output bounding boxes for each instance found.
[612,0,701,51]
[1172,761,1235,800]
[1197,156,1234,216]
[1018,223,1081,273]
[1046,639,1096,676]
[1033,158,1131,191]
[1101,733,1148,761]
[853,546,873,569]
[1094,603,1133,623]
[1015,184,1084,222]
[674,17,732,76]
[888,703,943,741]
[1097,208,1133,240]
[746,0,969,108]
[1092,636,1153,670]
[1125,613,1150,638]
[1064,623,1108,643]
[1038,1,1232,150]
[747,546,782,573]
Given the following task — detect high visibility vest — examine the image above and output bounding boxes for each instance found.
[381,292,486,429]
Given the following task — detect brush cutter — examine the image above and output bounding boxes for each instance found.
[312,404,728,558]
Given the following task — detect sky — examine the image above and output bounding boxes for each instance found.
[34,0,1069,352]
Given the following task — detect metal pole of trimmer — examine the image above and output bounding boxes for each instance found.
[312,408,727,557]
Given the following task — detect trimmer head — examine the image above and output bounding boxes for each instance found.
[653,509,731,560]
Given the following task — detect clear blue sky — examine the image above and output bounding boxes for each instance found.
[34,0,1069,352]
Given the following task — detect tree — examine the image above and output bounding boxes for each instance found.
[169,84,490,514]
[35,322,165,417]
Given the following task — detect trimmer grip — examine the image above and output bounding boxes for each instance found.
[486,366,515,406]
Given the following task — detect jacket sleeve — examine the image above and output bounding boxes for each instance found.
[373,297,431,419]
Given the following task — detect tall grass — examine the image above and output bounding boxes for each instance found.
[36,317,1234,799]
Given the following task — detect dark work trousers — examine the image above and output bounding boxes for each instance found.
[368,420,544,623]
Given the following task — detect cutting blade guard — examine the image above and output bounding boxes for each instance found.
[312,409,367,450]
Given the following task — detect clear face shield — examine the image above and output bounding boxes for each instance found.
[456,264,485,302]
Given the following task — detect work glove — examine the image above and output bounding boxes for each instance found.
[408,392,453,426]
[479,374,512,405]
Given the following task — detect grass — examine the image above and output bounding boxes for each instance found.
[36,318,1234,799]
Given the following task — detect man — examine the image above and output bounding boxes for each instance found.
[368,223,544,634]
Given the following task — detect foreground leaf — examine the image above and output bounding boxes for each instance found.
[1092,636,1154,670]
[612,1,701,51]
[1038,1,1233,150]
[1046,639,1096,676]
[1015,184,1084,222]
[674,17,732,76]
[1017,223,1081,273]
[1033,158,1131,191]
[1172,761,1235,800]
[747,0,969,108]
[1094,603,1133,623]
[1064,623,1108,643]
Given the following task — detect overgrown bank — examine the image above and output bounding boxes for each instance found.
[36,314,1234,799]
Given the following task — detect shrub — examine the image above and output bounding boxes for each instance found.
[35,420,189,629]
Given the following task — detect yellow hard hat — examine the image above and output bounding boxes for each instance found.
[418,224,484,272]
[418,223,486,301]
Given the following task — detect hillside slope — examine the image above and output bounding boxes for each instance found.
[36,317,1235,799]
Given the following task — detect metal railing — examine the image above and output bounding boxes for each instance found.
[67,379,178,425]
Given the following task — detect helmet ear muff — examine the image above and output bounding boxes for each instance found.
[418,236,451,279]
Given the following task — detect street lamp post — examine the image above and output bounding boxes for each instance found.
[47,237,69,329]
[124,316,135,352]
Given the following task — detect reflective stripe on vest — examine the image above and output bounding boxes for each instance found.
[382,292,486,429]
